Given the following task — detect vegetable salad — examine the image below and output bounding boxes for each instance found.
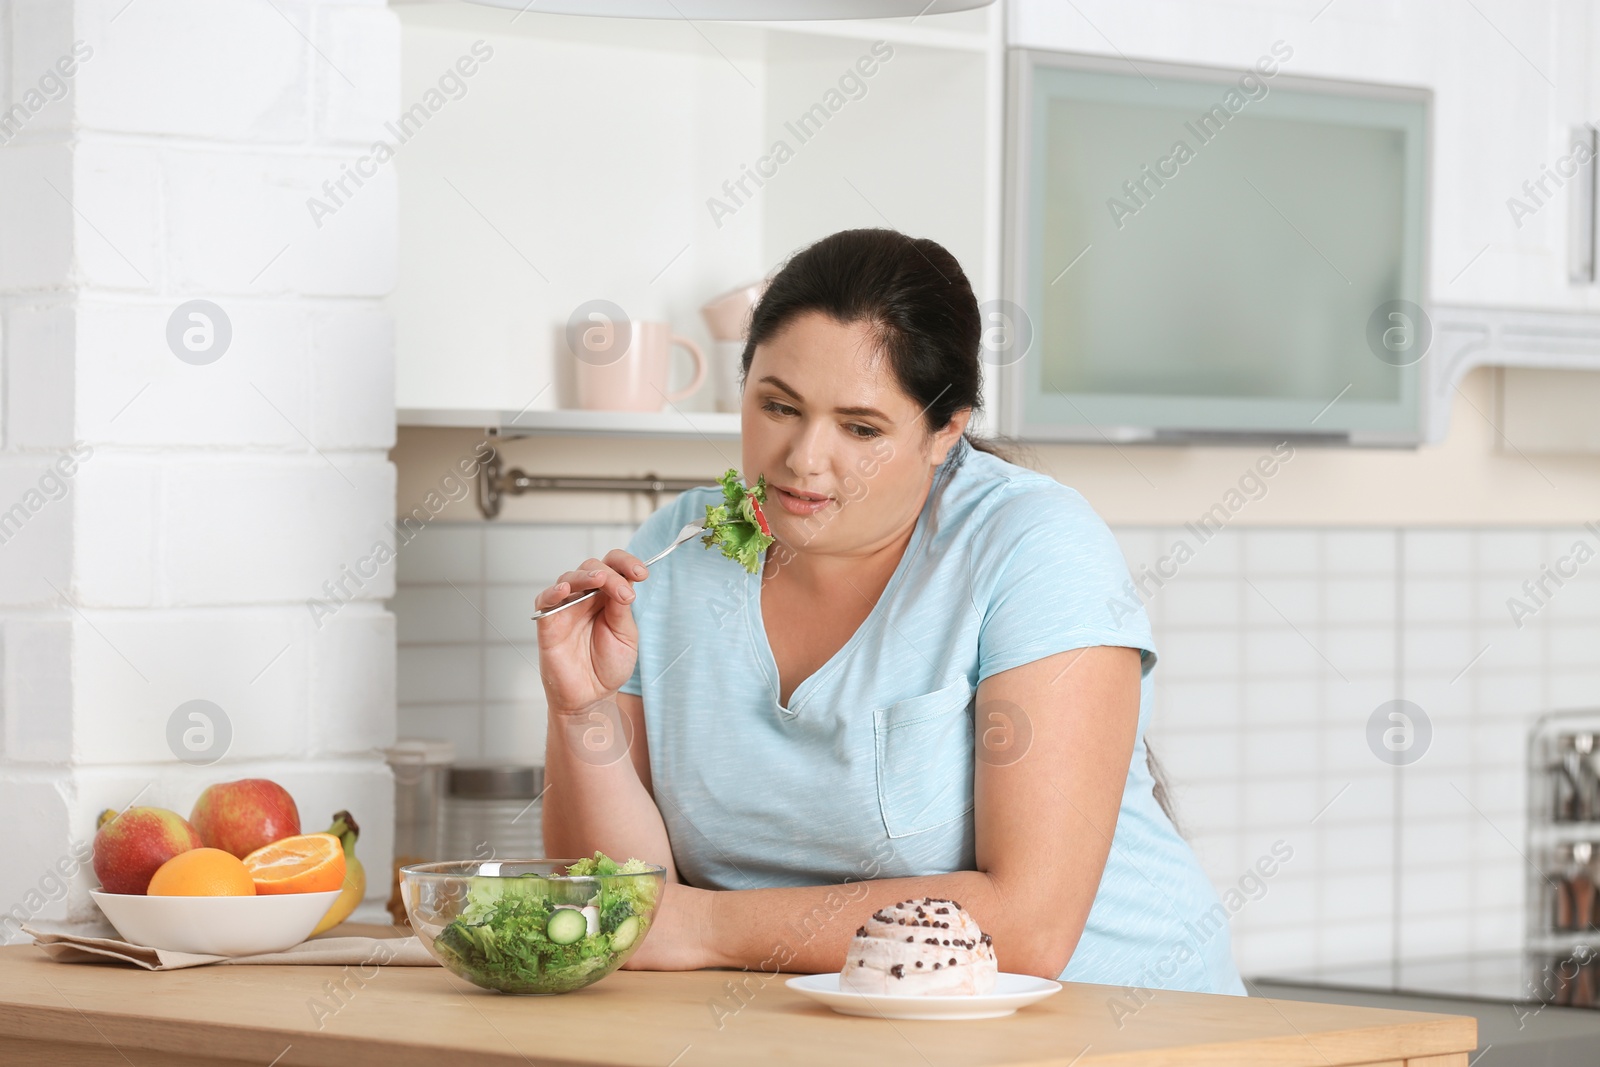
[432,853,660,994]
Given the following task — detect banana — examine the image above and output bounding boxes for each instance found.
[311,810,366,937]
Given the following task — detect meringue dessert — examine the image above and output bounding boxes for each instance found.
[840,898,998,995]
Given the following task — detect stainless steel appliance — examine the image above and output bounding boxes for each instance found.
[1527,710,1600,1008]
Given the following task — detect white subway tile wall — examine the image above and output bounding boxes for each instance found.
[394,523,641,769]
[393,522,1600,979]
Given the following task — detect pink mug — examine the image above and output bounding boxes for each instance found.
[571,320,707,413]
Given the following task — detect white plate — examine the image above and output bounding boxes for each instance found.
[785,972,1062,1020]
[90,889,342,957]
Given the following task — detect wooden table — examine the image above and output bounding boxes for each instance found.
[0,925,1477,1067]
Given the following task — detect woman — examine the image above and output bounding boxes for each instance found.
[536,228,1245,995]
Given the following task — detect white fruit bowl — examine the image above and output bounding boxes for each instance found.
[89,889,342,956]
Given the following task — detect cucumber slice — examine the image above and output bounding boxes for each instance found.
[611,915,641,952]
[546,907,588,946]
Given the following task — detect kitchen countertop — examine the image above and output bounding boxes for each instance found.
[1255,978,1600,1067]
[1257,952,1539,1002]
[0,924,1477,1067]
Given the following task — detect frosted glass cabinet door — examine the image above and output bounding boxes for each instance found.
[1005,51,1428,443]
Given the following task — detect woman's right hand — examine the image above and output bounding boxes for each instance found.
[535,549,650,714]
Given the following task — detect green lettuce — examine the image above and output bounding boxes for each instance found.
[566,852,661,927]
[434,886,555,991]
[701,468,775,573]
[459,872,550,925]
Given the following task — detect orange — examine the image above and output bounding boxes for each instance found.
[147,847,256,896]
[242,833,346,895]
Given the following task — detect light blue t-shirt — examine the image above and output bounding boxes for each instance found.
[620,437,1245,995]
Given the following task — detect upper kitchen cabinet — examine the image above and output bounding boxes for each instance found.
[1004,48,1428,443]
[1007,0,1600,315]
[386,1,1004,427]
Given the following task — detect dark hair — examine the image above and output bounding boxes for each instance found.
[741,228,1004,455]
[739,227,1184,835]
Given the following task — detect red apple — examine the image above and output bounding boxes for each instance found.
[92,807,204,895]
[190,779,300,859]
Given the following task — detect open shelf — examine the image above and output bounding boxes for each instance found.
[398,407,742,439]
[387,1,1002,421]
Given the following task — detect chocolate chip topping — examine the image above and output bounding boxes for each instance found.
[857,899,994,977]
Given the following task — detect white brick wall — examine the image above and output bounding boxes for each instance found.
[68,0,309,141]
[0,0,401,937]
[0,146,73,291]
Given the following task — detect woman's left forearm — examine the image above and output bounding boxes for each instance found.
[695,871,1083,978]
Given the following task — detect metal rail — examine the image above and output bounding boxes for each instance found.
[476,451,711,518]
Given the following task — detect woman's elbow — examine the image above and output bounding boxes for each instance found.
[994,918,1080,979]
[1004,944,1073,980]
[978,875,1086,978]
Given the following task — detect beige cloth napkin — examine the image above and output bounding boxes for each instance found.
[22,918,439,971]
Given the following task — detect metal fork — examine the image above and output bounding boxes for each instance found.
[529,522,704,621]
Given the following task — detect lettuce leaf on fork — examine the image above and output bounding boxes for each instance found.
[700,468,775,574]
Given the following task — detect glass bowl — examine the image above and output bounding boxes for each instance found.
[400,859,665,994]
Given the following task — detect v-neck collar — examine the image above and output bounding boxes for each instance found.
[744,441,967,717]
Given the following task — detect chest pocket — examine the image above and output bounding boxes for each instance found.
[873,679,976,839]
